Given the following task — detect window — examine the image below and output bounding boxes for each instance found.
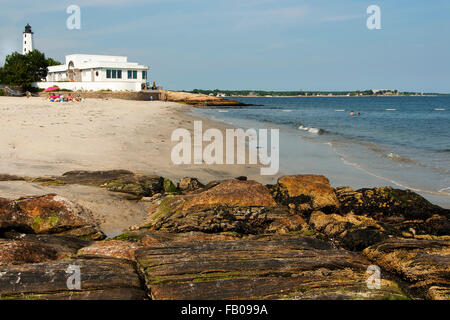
[127,70,137,79]
[107,69,122,79]
[142,71,147,79]
[127,70,138,79]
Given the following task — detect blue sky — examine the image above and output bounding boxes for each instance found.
[1,0,449,92]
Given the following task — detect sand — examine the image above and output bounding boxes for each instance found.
[0,96,264,236]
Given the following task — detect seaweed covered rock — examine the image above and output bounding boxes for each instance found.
[163,179,178,193]
[57,170,134,185]
[0,194,105,240]
[32,170,165,199]
[143,179,306,234]
[363,239,450,300]
[272,175,340,214]
[105,175,164,199]
[336,186,449,219]
[309,211,387,251]
[335,186,450,237]
[178,177,204,193]
[135,237,408,300]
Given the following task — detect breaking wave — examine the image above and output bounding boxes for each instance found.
[298,125,326,135]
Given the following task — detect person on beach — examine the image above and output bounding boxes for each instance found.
[68,94,73,102]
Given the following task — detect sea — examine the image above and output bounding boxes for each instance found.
[190,96,450,208]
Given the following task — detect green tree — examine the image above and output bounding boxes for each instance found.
[46,57,61,66]
[0,50,50,89]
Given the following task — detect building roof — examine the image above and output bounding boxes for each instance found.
[47,54,149,72]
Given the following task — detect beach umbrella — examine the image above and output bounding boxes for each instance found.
[44,86,59,92]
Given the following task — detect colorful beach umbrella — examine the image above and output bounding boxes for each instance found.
[44,86,59,92]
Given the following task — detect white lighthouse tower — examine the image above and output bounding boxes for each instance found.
[22,24,33,55]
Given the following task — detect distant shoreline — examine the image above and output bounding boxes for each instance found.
[227,94,443,98]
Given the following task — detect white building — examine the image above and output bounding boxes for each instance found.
[23,24,33,54]
[35,54,149,92]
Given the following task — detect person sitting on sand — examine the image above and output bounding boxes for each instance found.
[68,94,73,102]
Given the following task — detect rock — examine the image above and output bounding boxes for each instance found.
[182,179,277,211]
[119,177,310,236]
[363,238,450,299]
[203,180,221,190]
[32,170,165,200]
[335,187,365,213]
[163,179,178,193]
[32,170,135,186]
[105,175,164,198]
[309,211,387,251]
[340,228,387,252]
[336,186,449,220]
[335,186,450,237]
[78,240,142,261]
[146,202,305,235]
[0,234,91,265]
[135,237,408,300]
[178,177,204,193]
[113,230,245,246]
[57,170,134,185]
[143,179,305,235]
[427,286,450,300]
[0,257,146,300]
[0,174,25,182]
[0,194,105,240]
[272,175,340,214]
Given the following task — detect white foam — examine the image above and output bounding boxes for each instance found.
[298,125,321,134]
[335,109,345,112]
[386,108,396,111]
[434,108,446,111]
[282,110,292,112]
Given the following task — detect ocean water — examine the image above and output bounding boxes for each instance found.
[191,96,450,208]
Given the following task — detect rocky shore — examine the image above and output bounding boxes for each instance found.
[0,170,448,300]
[164,91,251,107]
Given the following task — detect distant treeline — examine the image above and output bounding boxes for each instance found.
[185,89,448,97]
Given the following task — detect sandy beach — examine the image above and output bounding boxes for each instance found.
[0,96,263,236]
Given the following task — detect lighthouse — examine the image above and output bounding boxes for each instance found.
[22,24,33,55]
